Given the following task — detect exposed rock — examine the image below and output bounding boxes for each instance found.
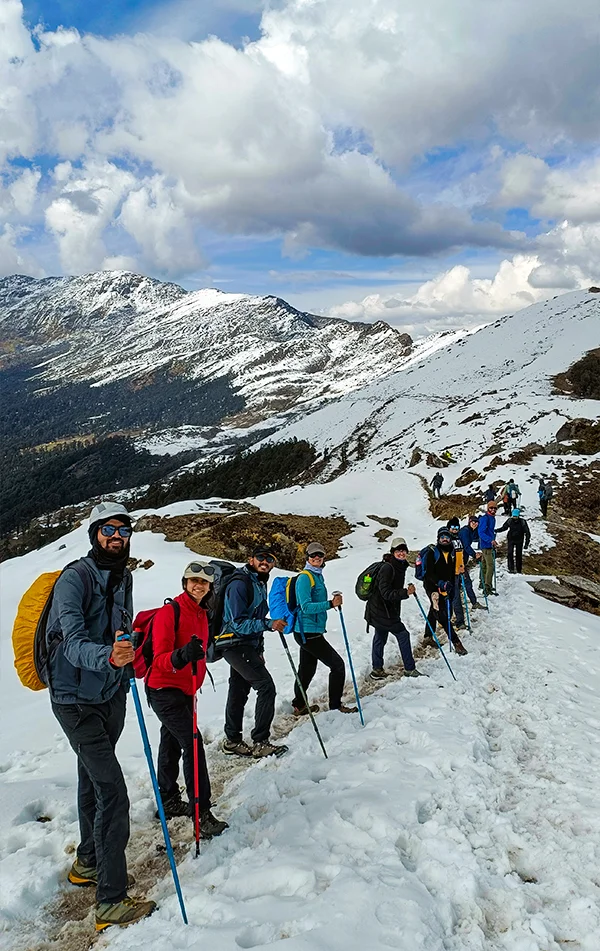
[555,418,600,454]
[484,455,504,471]
[409,448,422,467]
[426,452,449,469]
[455,468,480,487]
[374,528,393,542]
[130,510,351,571]
[367,514,399,528]
[528,575,600,616]
[553,347,600,400]
[504,443,545,465]
[589,286,600,293]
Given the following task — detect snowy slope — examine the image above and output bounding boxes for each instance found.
[0,271,413,418]
[269,290,600,500]
[2,471,600,950]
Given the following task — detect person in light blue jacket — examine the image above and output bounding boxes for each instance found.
[291,542,357,717]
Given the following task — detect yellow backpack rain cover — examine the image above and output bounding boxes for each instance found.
[12,571,62,691]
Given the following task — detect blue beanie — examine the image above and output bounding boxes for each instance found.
[512,508,520,517]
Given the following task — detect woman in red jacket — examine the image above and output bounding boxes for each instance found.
[146,562,227,838]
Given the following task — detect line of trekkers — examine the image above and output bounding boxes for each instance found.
[27,497,530,931]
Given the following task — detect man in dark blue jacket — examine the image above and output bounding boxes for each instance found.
[47,501,155,932]
[447,517,484,629]
[220,547,287,759]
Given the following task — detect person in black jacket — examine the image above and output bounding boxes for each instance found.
[422,527,468,656]
[366,537,423,680]
[495,509,531,573]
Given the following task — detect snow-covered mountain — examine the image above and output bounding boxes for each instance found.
[269,290,600,503]
[0,271,413,419]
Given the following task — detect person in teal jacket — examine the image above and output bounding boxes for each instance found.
[291,541,357,716]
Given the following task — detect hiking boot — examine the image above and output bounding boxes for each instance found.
[472,602,485,610]
[68,860,135,888]
[369,668,390,680]
[489,590,499,597]
[292,702,319,717]
[337,704,359,714]
[252,740,288,758]
[453,638,468,656]
[158,792,190,820]
[404,668,426,678]
[454,622,466,631]
[222,738,254,757]
[95,896,156,932]
[200,808,229,838]
[422,634,436,648]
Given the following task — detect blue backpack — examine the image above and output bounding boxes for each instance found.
[268,571,315,637]
[414,545,440,581]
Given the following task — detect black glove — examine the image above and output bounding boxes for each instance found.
[171,638,205,670]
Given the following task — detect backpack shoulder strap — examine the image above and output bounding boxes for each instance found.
[63,559,94,612]
[164,598,181,633]
[298,569,316,587]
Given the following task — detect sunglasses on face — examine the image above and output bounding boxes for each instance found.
[255,554,275,564]
[100,525,132,538]
[188,563,215,576]
[308,553,325,559]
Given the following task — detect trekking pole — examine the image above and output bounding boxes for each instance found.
[335,602,365,726]
[118,620,188,925]
[278,630,328,758]
[412,592,457,682]
[446,596,453,652]
[493,549,497,592]
[479,561,490,612]
[191,636,201,859]
[460,575,471,632]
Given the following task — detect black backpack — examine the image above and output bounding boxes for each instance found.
[205,561,253,662]
[355,562,384,601]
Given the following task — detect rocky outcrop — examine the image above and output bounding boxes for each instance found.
[528,575,600,616]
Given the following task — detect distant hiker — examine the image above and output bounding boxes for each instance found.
[292,542,357,714]
[145,562,228,837]
[496,510,531,574]
[422,527,467,655]
[364,537,422,680]
[45,502,155,931]
[538,479,553,517]
[483,485,496,504]
[478,501,498,595]
[499,477,520,516]
[220,547,288,758]
[430,472,444,498]
[447,517,483,628]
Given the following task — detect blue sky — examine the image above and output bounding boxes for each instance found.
[3,0,600,332]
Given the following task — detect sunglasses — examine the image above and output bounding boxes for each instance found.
[187,563,215,576]
[255,554,275,564]
[100,525,132,538]
[308,552,325,559]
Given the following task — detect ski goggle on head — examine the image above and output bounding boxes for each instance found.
[100,524,132,538]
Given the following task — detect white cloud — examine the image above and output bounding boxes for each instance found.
[0,0,599,290]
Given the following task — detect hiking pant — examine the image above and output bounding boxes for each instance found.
[433,486,442,498]
[540,498,549,517]
[51,687,129,905]
[293,634,345,710]
[481,548,495,593]
[223,644,276,743]
[507,540,524,574]
[453,569,478,623]
[147,687,211,811]
[426,594,456,643]
[503,500,511,515]
[371,624,415,671]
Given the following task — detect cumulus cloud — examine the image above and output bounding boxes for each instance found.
[0,0,599,286]
[497,154,600,224]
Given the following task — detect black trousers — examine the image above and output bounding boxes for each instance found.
[293,634,345,710]
[51,687,129,904]
[223,644,276,743]
[147,688,211,811]
[425,594,456,643]
[507,539,524,573]
[540,498,549,517]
